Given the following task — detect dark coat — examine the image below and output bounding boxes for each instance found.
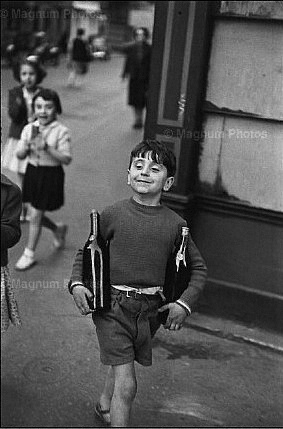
[1,174,22,266]
[122,42,151,108]
[71,38,90,63]
[8,86,43,139]
[8,86,28,140]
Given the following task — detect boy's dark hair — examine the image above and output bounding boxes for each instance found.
[13,56,47,84]
[129,139,176,177]
[32,88,62,114]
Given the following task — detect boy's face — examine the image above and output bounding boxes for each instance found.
[128,151,174,203]
[34,96,57,126]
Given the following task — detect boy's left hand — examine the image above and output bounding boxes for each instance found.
[158,302,187,330]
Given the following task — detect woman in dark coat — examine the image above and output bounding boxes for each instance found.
[121,28,151,129]
[67,28,90,87]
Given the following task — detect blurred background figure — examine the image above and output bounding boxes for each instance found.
[58,31,69,56]
[121,27,151,129]
[1,56,47,222]
[1,174,22,333]
[30,32,60,67]
[67,28,91,88]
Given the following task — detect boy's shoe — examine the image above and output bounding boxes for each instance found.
[94,402,111,427]
[15,248,36,271]
[53,223,68,249]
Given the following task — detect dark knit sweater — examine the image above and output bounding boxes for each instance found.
[99,198,186,287]
[69,198,207,308]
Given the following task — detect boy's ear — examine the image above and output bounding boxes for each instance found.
[163,176,174,191]
[127,169,130,185]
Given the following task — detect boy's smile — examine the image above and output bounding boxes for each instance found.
[128,152,174,205]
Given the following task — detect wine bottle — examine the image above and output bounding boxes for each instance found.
[82,209,110,311]
[159,226,191,324]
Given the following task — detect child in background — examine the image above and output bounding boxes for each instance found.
[69,139,207,427]
[15,89,72,271]
[1,56,47,221]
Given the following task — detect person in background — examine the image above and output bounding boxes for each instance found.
[1,174,22,333]
[121,27,151,129]
[58,31,69,55]
[1,56,47,222]
[67,28,91,88]
[15,89,72,271]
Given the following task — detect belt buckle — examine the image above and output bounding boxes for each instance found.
[134,289,142,298]
[125,289,142,298]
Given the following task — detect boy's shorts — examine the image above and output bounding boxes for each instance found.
[92,287,163,366]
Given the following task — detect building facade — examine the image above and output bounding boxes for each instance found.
[1,1,72,49]
[145,1,283,328]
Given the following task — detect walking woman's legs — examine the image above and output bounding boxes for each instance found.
[133,108,143,128]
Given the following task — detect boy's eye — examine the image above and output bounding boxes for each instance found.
[134,162,143,169]
[151,167,161,172]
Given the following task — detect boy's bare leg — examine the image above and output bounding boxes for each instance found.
[98,366,114,424]
[111,362,137,427]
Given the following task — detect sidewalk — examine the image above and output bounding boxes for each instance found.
[187,312,283,355]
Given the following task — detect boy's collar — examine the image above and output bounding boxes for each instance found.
[130,196,163,209]
[34,119,58,129]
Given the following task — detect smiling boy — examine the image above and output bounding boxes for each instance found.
[69,139,207,427]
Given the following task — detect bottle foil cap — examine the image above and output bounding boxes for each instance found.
[181,226,189,235]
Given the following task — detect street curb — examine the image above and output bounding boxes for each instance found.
[187,322,283,355]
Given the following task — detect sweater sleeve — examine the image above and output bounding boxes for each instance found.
[178,233,207,308]
[57,126,72,159]
[99,206,114,242]
[68,248,84,293]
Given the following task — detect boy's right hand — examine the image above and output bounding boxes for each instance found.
[72,285,94,315]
